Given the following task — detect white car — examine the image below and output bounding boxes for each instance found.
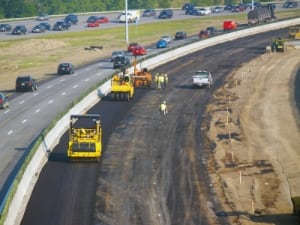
[161,35,173,43]
[212,6,224,13]
[192,70,213,88]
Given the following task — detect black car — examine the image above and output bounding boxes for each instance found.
[57,63,75,75]
[53,21,69,31]
[142,9,156,17]
[86,15,99,23]
[206,26,218,36]
[32,24,46,33]
[39,22,51,30]
[64,14,78,25]
[113,56,130,69]
[158,9,173,19]
[175,31,187,40]
[12,25,27,35]
[0,24,12,32]
[16,76,38,92]
[283,1,298,8]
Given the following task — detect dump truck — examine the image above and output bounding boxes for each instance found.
[67,114,102,161]
[131,56,152,88]
[247,6,275,25]
[111,71,134,101]
[271,37,285,52]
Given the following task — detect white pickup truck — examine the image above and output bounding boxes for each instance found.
[192,70,213,88]
[118,10,140,23]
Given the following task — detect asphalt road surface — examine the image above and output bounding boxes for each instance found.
[21,28,288,225]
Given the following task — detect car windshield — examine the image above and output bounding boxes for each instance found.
[17,77,30,82]
[194,71,209,77]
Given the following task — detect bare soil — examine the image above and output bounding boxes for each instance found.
[206,47,300,224]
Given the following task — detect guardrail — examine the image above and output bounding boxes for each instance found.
[1,17,300,225]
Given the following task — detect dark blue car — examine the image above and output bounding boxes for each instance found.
[156,39,169,48]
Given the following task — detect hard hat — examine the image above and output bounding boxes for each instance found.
[163,100,166,104]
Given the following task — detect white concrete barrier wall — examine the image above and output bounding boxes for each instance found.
[5,18,300,225]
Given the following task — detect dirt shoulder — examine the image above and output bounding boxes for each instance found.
[207,47,300,224]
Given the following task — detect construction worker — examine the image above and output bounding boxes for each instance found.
[164,73,168,88]
[154,73,159,89]
[158,74,164,89]
[159,100,168,119]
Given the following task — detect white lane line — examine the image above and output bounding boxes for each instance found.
[60,78,66,82]
[33,92,39,96]
[19,100,24,105]
[84,78,90,82]
[35,109,41,113]
[4,110,10,114]
[47,85,53,89]
[61,92,66,96]
[73,85,79,89]
[8,130,13,135]
[22,119,27,124]
[48,100,53,104]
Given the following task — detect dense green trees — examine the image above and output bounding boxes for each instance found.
[0,0,247,19]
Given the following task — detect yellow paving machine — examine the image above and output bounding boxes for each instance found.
[111,72,134,101]
[131,56,152,88]
[67,114,102,161]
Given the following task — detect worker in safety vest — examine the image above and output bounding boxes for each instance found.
[164,73,168,88]
[159,100,168,119]
[158,74,164,89]
[154,73,159,89]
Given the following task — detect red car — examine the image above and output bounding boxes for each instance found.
[132,45,147,56]
[128,42,139,52]
[87,21,99,27]
[98,16,109,23]
[198,30,209,39]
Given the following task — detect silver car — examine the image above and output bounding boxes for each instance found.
[111,51,125,62]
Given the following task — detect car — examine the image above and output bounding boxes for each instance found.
[38,22,51,30]
[182,3,194,10]
[161,35,173,43]
[87,16,99,23]
[198,30,209,39]
[192,70,213,88]
[132,45,147,56]
[113,56,130,69]
[206,27,218,36]
[195,7,211,15]
[36,13,49,21]
[224,4,233,10]
[64,14,78,25]
[158,9,173,19]
[87,21,100,27]
[175,31,187,40]
[32,24,46,33]
[111,50,125,62]
[156,39,169,48]
[0,93,9,109]
[231,5,244,12]
[53,21,69,31]
[0,24,12,32]
[15,75,38,92]
[57,63,75,75]
[127,42,139,52]
[212,6,224,13]
[142,9,156,17]
[283,1,298,8]
[98,16,109,23]
[185,7,197,15]
[12,25,27,35]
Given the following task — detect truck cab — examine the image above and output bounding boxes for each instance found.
[223,20,237,31]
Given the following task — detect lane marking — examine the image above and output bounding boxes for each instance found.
[84,78,89,82]
[60,78,65,82]
[35,109,40,113]
[8,130,13,135]
[19,100,24,105]
[33,92,39,96]
[61,92,66,96]
[22,119,27,124]
[4,110,10,114]
[73,85,79,89]
[47,85,52,89]
[48,100,53,104]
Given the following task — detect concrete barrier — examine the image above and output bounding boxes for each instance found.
[4,18,300,225]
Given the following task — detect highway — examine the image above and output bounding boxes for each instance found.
[20,28,288,225]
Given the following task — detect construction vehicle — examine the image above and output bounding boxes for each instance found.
[271,37,285,52]
[247,5,276,25]
[288,26,300,39]
[131,56,152,88]
[111,71,134,101]
[67,114,102,161]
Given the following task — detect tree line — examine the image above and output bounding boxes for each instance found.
[0,0,257,19]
